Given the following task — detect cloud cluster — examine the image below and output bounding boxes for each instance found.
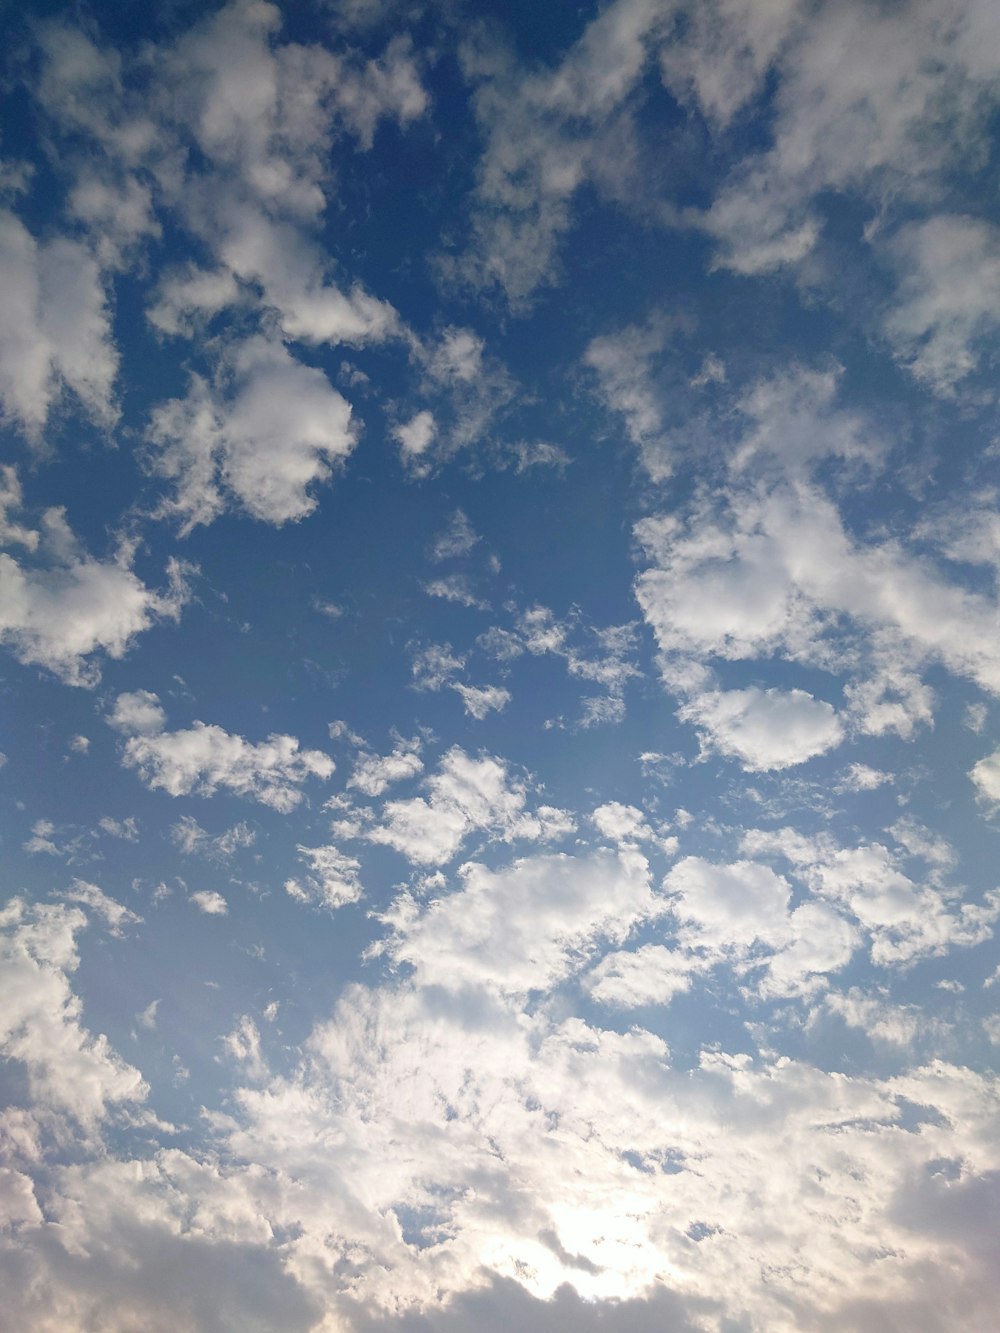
[111,692,334,810]
[0,492,193,686]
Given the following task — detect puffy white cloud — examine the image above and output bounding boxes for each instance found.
[348,738,423,797]
[0,897,146,1130]
[0,211,118,437]
[366,746,574,866]
[374,847,656,995]
[665,855,793,952]
[635,481,1000,711]
[393,409,437,470]
[678,685,844,770]
[189,889,228,915]
[111,692,334,811]
[742,828,1000,967]
[147,337,357,532]
[583,942,701,1008]
[216,981,1000,1328]
[107,690,167,736]
[0,504,192,687]
[971,748,1000,807]
[590,801,654,845]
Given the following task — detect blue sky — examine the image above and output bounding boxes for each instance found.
[2,0,1000,1328]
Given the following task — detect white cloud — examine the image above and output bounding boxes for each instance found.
[635,482,1000,714]
[689,0,1000,276]
[349,738,423,796]
[108,690,167,736]
[111,692,334,811]
[287,844,363,910]
[190,890,228,915]
[219,981,1000,1327]
[883,215,1000,394]
[970,748,1000,807]
[678,685,844,770]
[450,682,511,719]
[0,211,118,438]
[366,746,574,866]
[743,828,1000,967]
[584,942,701,1008]
[590,801,654,845]
[147,337,357,532]
[374,847,656,996]
[0,897,146,1130]
[393,409,437,469]
[0,508,192,687]
[583,321,671,479]
[410,641,465,690]
[450,0,669,306]
[423,574,490,610]
[170,815,255,859]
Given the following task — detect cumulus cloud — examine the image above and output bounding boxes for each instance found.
[678,685,844,770]
[0,210,118,438]
[348,738,423,797]
[970,748,1000,808]
[635,482,1000,723]
[189,889,228,915]
[373,847,656,995]
[0,500,193,687]
[366,746,574,865]
[147,337,357,532]
[0,897,146,1130]
[110,692,334,811]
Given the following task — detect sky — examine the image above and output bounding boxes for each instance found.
[2,0,1000,1328]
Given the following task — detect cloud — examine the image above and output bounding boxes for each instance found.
[366,746,574,865]
[635,481,1000,722]
[111,692,334,811]
[170,816,256,859]
[0,503,193,687]
[219,981,1000,1328]
[450,682,511,719]
[970,748,1000,807]
[0,897,146,1130]
[583,942,702,1009]
[583,320,672,479]
[687,0,1000,275]
[349,739,424,797]
[189,889,228,915]
[742,828,1000,967]
[373,847,656,995]
[286,844,363,910]
[448,0,669,306]
[0,210,118,438]
[147,337,357,532]
[883,215,1000,394]
[431,509,480,561]
[677,685,844,770]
